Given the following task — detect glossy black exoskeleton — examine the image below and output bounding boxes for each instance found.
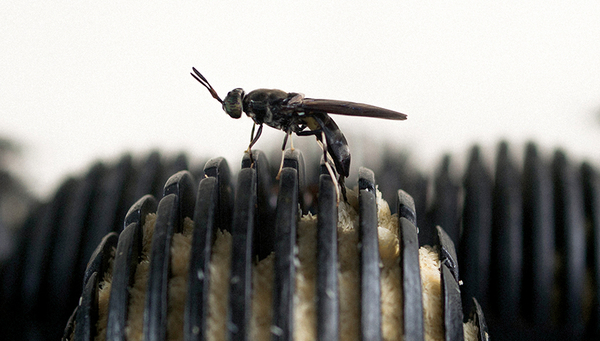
[191,67,407,201]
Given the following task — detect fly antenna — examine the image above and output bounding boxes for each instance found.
[191,67,223,104]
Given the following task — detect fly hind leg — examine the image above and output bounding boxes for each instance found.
[314,131,346,203]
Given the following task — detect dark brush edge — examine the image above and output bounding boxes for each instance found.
[316,173,339,341]
[399,189,424,341]
[227,167,257,341]
[271,167,299,341]
[358,167,382,341]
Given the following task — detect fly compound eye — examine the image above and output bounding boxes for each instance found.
[223,88,245,119]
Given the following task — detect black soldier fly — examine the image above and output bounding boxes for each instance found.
[191,67,407,202]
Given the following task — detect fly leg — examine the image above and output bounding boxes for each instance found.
[247,123,263,165]
[315,131,343,203]
[298,129,347,203]
[276,131,291,180]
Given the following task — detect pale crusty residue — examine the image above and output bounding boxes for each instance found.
[91,188,481,341]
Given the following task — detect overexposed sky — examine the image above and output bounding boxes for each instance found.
[2,2,600,197]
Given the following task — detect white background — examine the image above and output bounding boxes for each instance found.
[2,2,600,197]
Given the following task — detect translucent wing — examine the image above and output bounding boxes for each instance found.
[298,98,407,120]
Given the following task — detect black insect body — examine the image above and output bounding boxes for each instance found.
[242,89,352,178]
[191,67,407,201]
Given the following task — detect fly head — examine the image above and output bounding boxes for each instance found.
[223,88,245,119]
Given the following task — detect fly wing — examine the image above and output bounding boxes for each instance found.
[298,98,407,120]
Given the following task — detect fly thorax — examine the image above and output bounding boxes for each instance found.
[246,99,276,126]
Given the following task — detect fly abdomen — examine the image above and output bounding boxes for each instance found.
[312,113,351,177]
